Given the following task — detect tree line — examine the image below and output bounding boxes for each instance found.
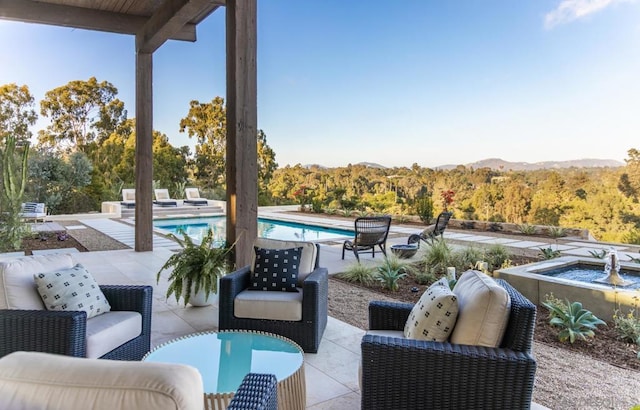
[1,79,639,246]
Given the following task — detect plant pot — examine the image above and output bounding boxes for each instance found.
[185,279,220,307]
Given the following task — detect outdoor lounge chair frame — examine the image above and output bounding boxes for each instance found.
[407,211,452,247]
[342,216,392,262]
[184,187,209,206]
[219,244,328,353]
[361,278,537,409]
[0,285,153,361]
[153,188,178,207]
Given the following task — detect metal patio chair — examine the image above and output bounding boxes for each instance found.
[342,216,392,262]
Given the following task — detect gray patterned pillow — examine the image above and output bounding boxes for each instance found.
[250,247,302,292]
[34,264,111,318]
[403,277,459,341]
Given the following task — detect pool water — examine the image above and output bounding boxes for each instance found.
[540,263,640,289]
[153,216,353,243]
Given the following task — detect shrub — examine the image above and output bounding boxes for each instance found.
[542,299,606,344]
[517,223,536,235]
[613,309,640,347]
[421,238,451,276]
[375,256,409,291]
[414,270,437,285]
[414,195,434,224]
[484,244,512,271]
[539,246,561,260]
[336,263,376,285]
[449,246,482,273]
[547,225,567,238]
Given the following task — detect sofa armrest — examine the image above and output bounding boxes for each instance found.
[227,373,278,410]
[301,267,328,321]
[0,310,87,358]
[368,300,413,331]
[361,334,537,409]
[100,285,152,314]
[220,266,252,299]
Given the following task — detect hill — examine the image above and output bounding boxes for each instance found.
[436,158,623,171]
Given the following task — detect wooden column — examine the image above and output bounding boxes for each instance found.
[226,0,257,268]
[135,51,154,252]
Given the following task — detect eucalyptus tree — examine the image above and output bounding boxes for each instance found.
[38,77,126,153]
[0,83,37,143]
[179,96,277,193]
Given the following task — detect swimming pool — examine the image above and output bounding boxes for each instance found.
[153,216,353,243]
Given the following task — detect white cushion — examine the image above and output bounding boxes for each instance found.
[86,311,142,358]
[185,188,200,199]
[403,277,458,341]
[34,264,111,319]
[366,329,405,339]
[450,270,511,347]
[155,189,170,200]
[234,288,303,321]
[253,238,317,286]
[122,189,135,201]
[0,351,203,410]
[0,254,75,310]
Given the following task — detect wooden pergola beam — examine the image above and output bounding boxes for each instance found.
[136,0,224,53]
[0,0,197,41]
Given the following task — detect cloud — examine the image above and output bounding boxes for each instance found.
[544,0,633,29]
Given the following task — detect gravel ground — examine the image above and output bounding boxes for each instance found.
[328,279,640,410]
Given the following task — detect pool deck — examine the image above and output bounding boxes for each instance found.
[9,208,640,409]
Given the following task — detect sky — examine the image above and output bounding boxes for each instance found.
[0,0,639,168]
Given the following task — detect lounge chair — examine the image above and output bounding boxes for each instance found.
[153,189,178,207]
[120,188,136,209]
[184,187,209,206]
[19,202,46,223]
[407,211,452,247]
[342,216,392,262]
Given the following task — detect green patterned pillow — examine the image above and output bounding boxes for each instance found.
[34,264,111,318]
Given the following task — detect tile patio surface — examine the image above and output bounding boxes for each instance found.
[10,209,636,408]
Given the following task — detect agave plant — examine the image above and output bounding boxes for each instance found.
[157,228,234,306]
[375,256,409,291]
[542,299,606,344]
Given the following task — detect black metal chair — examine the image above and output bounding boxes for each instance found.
[219,240,328,353]
[0,285,153,361]
[342,215,392,262]
[407,211,452,247]
[361,279,537,410]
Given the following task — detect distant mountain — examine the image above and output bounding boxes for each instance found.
[354,162,387,169]
[436,158,624,171]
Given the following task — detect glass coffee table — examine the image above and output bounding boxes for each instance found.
[144,330,305,410]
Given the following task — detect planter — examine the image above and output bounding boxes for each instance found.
[185,279,220,307]
[391,244,418,259]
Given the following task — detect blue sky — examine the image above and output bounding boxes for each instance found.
[1,0,639,168]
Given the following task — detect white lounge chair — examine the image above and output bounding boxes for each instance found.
[154,189,177,207]
[120,188,136,209]
[184,188,209,206]
[20,202,46,223]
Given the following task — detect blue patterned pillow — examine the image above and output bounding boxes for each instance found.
[250,247,302,292]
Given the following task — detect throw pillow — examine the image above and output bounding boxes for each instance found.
[249,247,302,292]
[403,277,459,341]
[34,264,111,319]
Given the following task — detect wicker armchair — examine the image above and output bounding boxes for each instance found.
[407,211,452,247]
[342,215,392,262]
[361,279,537,410]
[219,240,328,353]
[0,285,153,361]
[227,373,278,410]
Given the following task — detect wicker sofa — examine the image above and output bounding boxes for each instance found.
[361,278,537,410]
[0,254,152,361]
[219,238,328,353]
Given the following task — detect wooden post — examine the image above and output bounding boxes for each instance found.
[135,51,154,252]
[226,0,257,268]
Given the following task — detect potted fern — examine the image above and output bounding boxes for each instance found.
[157,227,234,306]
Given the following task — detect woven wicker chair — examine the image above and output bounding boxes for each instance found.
[407,211,452,247]
[219,240,328,353]
[227,373,278,410]
[0,285,153,361]
[361,279,537,410]
[342,215,392,262]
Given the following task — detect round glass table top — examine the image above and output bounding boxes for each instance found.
[143,331,304,394]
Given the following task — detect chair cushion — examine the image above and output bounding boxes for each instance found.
[234,289,303,321]
[0,254,75,310]
[155,190,170,200]
[86,311,142,358]
[403,277,458,342]
[34,263,111,319]
[0,351,204,410]
[250,247,302,292]
[450,270,511,347]
[253,238,317,286]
